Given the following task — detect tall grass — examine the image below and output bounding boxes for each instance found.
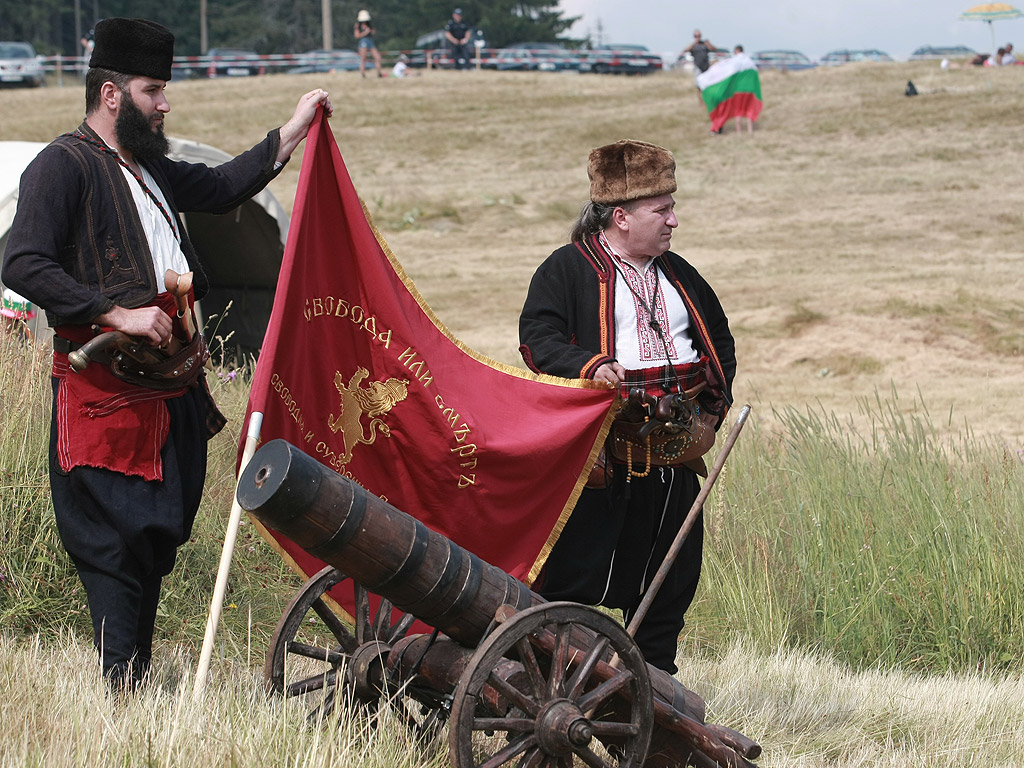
[3,313,1024,768]
[0,333,300,659]
[3,63,1024,763]
[0,336,66,634]
[0,632,449,768]
[5,333,1022,677]
[692,389,1024,672]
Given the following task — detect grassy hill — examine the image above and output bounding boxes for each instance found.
[2,62,1023,766]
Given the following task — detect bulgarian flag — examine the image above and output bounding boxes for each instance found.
[697,54,762,133]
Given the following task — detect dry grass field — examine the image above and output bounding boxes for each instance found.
[3,60,1024,768]
[4,62,1022,450]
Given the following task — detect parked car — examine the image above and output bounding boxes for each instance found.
[751,50,816,71]
[584,44,662,75]
[820,49,893,65]
[290,49,362,74]
[909,45,976,61]
[494,43,581,72]
[205,48,264,78]
[0,41,45,87]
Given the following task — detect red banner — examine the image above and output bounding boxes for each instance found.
[242,109,615,612]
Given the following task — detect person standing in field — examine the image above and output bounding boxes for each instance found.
[1,16,332,690]
[730,45,755,134]
[519,139,735,673]
[683,29,717,102]
[1,287,36,340]
[445,8,473,70]
[354,9,383,78]
[79,28,95,78]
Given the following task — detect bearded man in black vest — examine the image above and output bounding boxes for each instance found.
[2,17,332,690]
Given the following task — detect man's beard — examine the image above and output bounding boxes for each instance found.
[115,91,169,163]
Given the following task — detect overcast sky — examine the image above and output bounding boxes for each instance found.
[557,0,1023,61]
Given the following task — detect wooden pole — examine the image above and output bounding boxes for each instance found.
[192,411,263,700]
[321,0,332,53]
[625,404,751,639]
[200,0,208,55]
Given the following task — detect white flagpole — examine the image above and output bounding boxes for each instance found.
[192,411,264,700]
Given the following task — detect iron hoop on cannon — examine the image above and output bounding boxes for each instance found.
[238,438,761,768]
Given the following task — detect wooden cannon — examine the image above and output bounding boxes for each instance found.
[237,438,762,768]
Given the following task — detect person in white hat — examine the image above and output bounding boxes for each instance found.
[354,9,383,78]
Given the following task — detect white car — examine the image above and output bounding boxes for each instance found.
[0,42,45,88]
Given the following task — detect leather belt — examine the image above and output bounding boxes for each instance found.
[52,337,84,355]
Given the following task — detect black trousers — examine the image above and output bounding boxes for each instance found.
[538,465,703,674]
[450,43,472,69]
[49,379,208,682]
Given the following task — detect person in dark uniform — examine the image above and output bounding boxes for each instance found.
[519,140,735,673]
[1,17,332,690]
[445,7,473,70]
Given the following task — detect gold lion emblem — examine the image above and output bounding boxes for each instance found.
[327,367,410,465]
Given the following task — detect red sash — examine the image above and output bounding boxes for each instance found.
[52,293,187,481]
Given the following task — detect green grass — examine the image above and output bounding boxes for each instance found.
[4,335,1022,677]
[780,302,826,335]
[0,335,301,655]
[691,389,1024,673]
[3,61,1024,765]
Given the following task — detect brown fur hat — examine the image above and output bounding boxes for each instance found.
[90,18,175,81]
[588,139,676,205]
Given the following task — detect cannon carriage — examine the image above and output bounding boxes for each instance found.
[238,438,761,768]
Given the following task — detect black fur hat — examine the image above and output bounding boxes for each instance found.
[89,18,175,81]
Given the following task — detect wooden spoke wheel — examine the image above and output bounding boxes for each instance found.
[264,566,418,723]
[448,602,653,768]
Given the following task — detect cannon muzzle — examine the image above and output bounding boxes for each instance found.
[238,438,538,648]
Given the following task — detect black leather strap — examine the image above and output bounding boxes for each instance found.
[52,337,83,355]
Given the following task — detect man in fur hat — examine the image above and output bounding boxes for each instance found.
[2,17,332,690]
[519,139,736,673]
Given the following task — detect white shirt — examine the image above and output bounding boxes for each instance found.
[601,234,699,369]
[119,163,189,290]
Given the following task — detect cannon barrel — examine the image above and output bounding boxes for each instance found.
[240,439,763,766]
[237,438,540,648]
[238,439,708,722]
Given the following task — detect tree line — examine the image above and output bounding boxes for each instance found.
[0,0,579,57]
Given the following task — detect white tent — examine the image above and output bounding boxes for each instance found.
[1,138,289,356]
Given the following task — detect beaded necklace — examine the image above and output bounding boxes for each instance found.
[66,131,179,240]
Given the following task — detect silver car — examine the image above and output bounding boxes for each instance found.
[0,42,45,88]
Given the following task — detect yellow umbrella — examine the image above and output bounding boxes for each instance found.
[960,3,1024,53]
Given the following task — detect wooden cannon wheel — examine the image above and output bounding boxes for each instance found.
[265,565,431,726]
[448,602,654,768]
